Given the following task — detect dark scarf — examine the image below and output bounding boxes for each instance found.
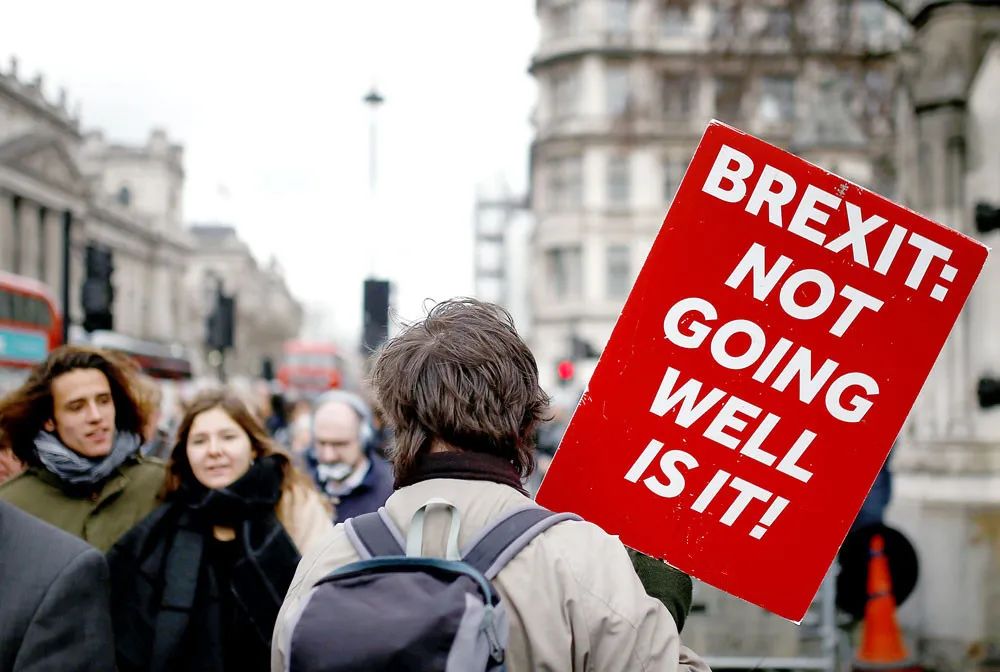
[175,453,286,526]
[109,455,300,672]
[395,450,529,496]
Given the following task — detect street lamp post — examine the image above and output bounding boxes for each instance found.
[363,87,384,196]
[361,86,391,357]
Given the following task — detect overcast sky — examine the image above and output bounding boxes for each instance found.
[1,1,538,346]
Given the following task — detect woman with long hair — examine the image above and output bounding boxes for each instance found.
[107,388,334,672]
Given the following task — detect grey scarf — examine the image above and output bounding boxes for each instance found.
[34,430,143,486]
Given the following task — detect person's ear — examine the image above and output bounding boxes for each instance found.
[43,419,55,433]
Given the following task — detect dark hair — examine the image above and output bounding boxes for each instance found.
[0,345,151,465]
[164,388,315,498]
[371,298,549,484]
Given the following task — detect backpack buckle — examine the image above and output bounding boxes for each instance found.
[482,605,505,663]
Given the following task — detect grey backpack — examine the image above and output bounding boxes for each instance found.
[287,498,580,672]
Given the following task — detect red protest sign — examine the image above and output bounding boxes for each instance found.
[535,121,989,622]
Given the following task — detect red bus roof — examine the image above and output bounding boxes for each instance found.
[283,340,340,354]
[0,271,59,302]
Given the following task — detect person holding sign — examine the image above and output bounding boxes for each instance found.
[272,299,709,672]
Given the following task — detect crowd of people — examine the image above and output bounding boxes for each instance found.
[0,298,709,672]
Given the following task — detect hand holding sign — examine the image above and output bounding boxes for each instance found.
[536,121,989,622]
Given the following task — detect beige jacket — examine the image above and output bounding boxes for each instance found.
[276,481,335,556]
[271,479,710,672]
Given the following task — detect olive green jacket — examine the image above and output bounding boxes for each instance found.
[0,456,166,552]
[628,548,694,633]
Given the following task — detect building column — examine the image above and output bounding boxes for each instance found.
[19,199,41,282]
[43,207,62,295]
[0,192,14,273]
[68,234,86,330]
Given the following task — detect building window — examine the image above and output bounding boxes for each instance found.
[858,0,885,46]
[715,75,744,121]
[758,75,795,123]
[835,0,854,40]
[547,156,583,211]
[551,69,579,119]
[607,156,630,208]
[663,158,686,203]
[660,73,695,118]
[947,136,966,209]
[606,244,631,299]
[117,185,132,207]
[550,0,578,39]
[546,246,582,300]
[606,64,631,116]
[761,6,793,39]
[713,3,740,40]
[918,142,933,211]
[660,0,692,36]
[607,0,631,36]
[37,207,47,280]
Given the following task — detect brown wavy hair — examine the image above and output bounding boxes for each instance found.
[164,388,318,500]
[371,298,549,484]
[0,345,151,465]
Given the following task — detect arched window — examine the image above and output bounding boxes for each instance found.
[117,185,132,207]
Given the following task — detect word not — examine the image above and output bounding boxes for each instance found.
[624,440,791,539]
[702,144,958,301]
[726,242,883,338]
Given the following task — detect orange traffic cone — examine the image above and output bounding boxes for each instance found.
[853,534,919,671]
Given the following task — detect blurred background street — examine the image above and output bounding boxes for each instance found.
[1,1,998,670]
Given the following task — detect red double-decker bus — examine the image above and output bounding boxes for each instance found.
[80,330,193,381]
[0,272,62,391]
[277,340,344,395]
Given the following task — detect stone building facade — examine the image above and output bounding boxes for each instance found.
[528,0,907,389]
[0,60,190,347]
[525,0,1000,668]
[0,57,303,381]
[0,59,87,324]
[886,1,1000,668]
[78,129,190,343]
[184,224,303,380]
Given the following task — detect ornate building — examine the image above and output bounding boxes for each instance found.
[78,128,191,343]
[184,224,303,380]
[526,0,912,664]
[0,57,303,382]
[524,0,1000,667]
[887,1,1000,668]
[528,0,907,389]
[0,59,191,351]
[0,58,87,324]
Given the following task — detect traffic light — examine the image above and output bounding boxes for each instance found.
[261,357,275,381]
[975,202,1000,234]
[978,377,1000,409]
[206,291,236,351]
[362,278,390,354]
[556,359,575,384]
[82,244,114,332]
[570,335,600,360]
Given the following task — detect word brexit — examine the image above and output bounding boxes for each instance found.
[702,144,959,301]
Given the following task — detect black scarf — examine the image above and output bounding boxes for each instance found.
[108,455,301,672]
[395,450,529,496]
[175,453,285,526]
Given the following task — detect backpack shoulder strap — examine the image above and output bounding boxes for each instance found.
[461,506,582,580]
[344,508,406,558]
